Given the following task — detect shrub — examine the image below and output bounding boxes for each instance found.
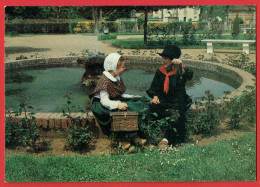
[186,90,220,136]
[227,86,256,129]
[63,117,94,152]
[73,21,95,33]
[147,22,175,46]
[121,21,136,33]
[98,33,117,40]
[232,14,240,39]
[5,112,26,149]
[198,20,207,30]
[244,28,256,40]
[5,22,71,34]
[137,17,145,30]
[180,21,197,45]
[100,21,119,33]
[68,21,78,33]
[60,93,94,152]
[73,21,118,33]
[222,53,256,76]
[238,17,244,24]
[226,97,242,129]
[241,86,256,124]
[5,100,50,152]
[140,109,179,144]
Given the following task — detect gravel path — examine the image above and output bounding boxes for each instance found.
[5,34,256,63]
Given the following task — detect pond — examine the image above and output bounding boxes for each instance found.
[5,67,240,113]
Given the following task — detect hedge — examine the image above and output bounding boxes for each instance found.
[5,21,119,34]
[73,21,119,33]
[5,23,71,34]
[120,21,136,32]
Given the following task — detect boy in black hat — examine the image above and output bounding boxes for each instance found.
[146,45,193,148]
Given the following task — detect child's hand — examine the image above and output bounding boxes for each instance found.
[118,102,128,110]
[172,59,182,65]
[152,96,160,104]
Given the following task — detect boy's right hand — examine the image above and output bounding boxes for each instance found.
[152,96,160,104]
[118,102,128,110]
[172,59,182,65]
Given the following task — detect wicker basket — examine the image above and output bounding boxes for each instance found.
[110,111,138,132]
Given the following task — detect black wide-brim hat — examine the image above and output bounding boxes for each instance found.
[158,45,181,60]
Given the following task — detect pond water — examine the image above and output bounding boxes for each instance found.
[5,67,240,113]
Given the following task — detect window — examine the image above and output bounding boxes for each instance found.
[184,8,187,14]
[194,9,198,14]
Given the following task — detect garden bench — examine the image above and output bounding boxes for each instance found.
[201,39,256,54]
[241,28,256,34]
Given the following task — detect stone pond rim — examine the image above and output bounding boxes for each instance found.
[5,55,255,115]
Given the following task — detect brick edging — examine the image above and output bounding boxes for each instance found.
[5,112,95,129]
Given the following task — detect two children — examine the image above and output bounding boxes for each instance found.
[90,45,193,149]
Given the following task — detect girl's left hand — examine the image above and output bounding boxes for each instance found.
[172,59,182,65]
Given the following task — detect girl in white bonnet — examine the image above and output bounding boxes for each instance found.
[89,53,148,149]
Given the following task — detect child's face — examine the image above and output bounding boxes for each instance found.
[117,61,126,76]
[162,56,171,67]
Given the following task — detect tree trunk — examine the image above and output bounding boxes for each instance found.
[93,7,99,34]
[144,7,148,46]
[100,9,103,22]
[56,7,60,22]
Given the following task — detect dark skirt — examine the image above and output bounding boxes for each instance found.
[91,96,150,126]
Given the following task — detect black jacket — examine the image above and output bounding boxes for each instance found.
[146,65,193,112]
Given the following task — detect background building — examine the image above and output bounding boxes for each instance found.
[152,7,201,22]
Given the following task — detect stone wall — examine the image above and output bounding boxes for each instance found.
[5,56,81,70]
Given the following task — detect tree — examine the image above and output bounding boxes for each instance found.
[91,6,189,45]
[92,7,99,34]
[5,6,41,19]
[5,6,93,20]
[232,14,240,39]
[134,6,189,45]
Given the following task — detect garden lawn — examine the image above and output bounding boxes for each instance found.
[110,34,256,50]
[5,133,256,182]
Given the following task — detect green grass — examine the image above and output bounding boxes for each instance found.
[114,30,232,35]
[110,34,256,50]
[5,133,256,182]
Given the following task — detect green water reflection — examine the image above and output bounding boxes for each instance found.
[5,67,239,112]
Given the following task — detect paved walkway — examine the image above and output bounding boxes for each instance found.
[4,34,256,63]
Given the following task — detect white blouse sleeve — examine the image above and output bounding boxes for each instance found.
[121,93,135,98]
[100,90,121,110]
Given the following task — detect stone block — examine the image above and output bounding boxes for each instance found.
[48,118,55,128]
[207,42,213,53]
[243,43,250,54]
[54,119,61,129]
[41,118,48,128]
[61,119,68,129]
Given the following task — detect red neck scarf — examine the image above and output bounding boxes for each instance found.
[158,65,178,94]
